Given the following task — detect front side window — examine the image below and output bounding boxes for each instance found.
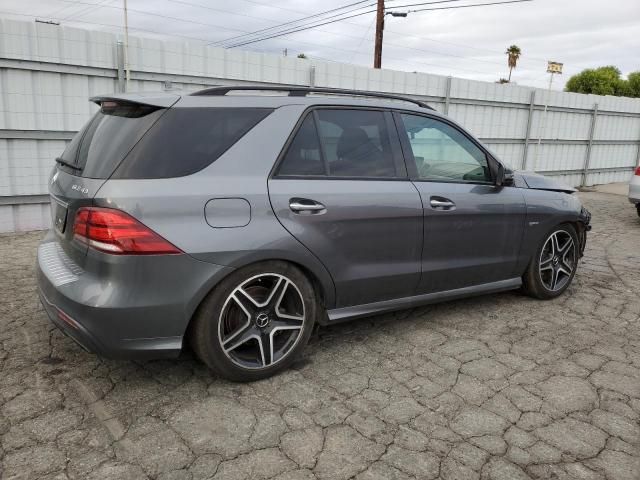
[399,114,491,183]
[277,109,398,178]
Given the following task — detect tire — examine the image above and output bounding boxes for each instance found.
[636,204,640,218]
[522,223,580,300]
[190,261,318,382]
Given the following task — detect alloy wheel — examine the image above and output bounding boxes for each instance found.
[538,230,576,291]
[218,273,306,370]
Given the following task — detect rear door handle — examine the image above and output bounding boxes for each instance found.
[430,198,456,209]
[289,198,326,213]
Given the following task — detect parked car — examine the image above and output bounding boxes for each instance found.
[629,166,640,217]
[37,86,591,381]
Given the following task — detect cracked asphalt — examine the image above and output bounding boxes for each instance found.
[1,191,639,480]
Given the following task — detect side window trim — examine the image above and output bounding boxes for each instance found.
[392,110,496,185]
[384,111,408,178]
[311,110,331,176]
[272,106,409,181]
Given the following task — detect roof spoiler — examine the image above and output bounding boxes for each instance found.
[90,92,180,109]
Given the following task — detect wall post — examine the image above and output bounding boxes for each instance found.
[581,103,599,186]
[116,41,126,93]
[522,89,536,170]
[309,65,316,87]
[444,76,452,115]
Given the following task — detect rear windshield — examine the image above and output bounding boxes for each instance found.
[58,104,164,179]
[113,107,274,179]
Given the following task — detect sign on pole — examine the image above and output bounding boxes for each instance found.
[547,61,563,74]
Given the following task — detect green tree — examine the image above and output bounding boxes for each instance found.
[565,66,630,96]
[297,53,308,59]
[505,45,521,82]
[628,71,640,97]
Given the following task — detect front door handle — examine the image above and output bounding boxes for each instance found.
[430,197,456,209]
[289,198,326,213]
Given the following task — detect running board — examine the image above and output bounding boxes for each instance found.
[325,278,522,323]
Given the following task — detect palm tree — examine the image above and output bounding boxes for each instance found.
[505,45,522,82]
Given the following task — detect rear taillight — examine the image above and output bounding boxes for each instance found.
[73,207,182,255]
[635,166,640,176]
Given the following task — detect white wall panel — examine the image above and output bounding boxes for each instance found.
[449,104,529,139]
[530,110,593,141]
[0,139,65,196]
[594,114,640,141]
[0,203,50,233]
[530,143,588,172]
[589,144,639,170]
[585,170,635,187]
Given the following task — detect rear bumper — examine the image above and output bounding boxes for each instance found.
[629,180,640,204]
[36,231,233,360]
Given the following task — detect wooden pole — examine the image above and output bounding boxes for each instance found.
[373,0,384,68]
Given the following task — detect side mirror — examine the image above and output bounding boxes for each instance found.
[495,162,514,187]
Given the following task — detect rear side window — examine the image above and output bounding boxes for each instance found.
[277,115,324,176]
[113,108,273,179]
[58,104,164,179]
[277,109,398,178]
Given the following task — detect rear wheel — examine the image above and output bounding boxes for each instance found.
[190,261,318,381]
[636,204,640,218]
[522,224,579,300]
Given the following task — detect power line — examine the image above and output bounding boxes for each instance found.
[62,0,116,21]
[221,0,470,49]
[210,0,374,46]
[409,0,533,13]
[225,9,378,48]
[45,0,249,35]
[177,0,547,67]
[225,0,533,49]
[386,0,477,9]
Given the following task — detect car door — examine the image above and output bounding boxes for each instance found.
[268,107,423,308]
[394,111,527,294]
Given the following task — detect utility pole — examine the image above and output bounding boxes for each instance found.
[373,0,384,68]
[123,0,130,89]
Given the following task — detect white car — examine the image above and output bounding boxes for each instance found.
[630,166,640,217]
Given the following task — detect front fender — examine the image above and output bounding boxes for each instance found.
[516,190,586,273]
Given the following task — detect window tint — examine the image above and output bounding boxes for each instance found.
[318,109,396,177]
[277,109,398,178]
[114,108,273,179]
[277,115,324,176]
[399,114,491,183]
[59,106,163,178]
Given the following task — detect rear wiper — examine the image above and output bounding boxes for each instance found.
[55,157,82,171]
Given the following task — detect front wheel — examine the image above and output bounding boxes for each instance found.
[190,261,318,381]
[522,224,579,300]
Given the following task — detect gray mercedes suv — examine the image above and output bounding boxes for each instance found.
[37,86,591,381]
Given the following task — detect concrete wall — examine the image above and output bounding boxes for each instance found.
[1,18,639,232]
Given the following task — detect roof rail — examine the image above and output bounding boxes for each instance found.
[190,85,434,111]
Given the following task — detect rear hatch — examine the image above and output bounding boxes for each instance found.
[49,93,179,264]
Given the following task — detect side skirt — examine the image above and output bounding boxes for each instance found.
[324,277,522,324]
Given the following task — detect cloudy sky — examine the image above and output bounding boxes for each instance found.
[1,0,638,89]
